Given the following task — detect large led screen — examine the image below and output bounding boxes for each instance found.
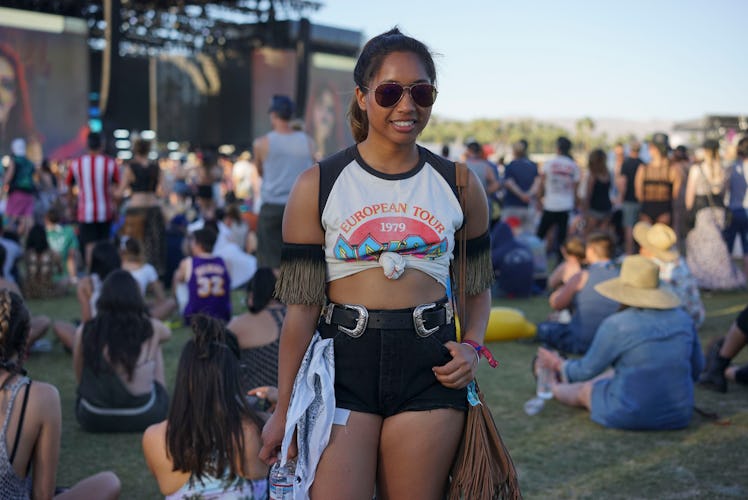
[0,7,88,161]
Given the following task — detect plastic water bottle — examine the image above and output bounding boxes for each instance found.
[269,457,296,500]
[536,366,554,400]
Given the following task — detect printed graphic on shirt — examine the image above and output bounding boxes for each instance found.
[333,202,448,261]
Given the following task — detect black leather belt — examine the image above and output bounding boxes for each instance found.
[322,300,453,338]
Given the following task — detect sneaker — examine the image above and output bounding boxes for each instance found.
[29,339,53,354]
[699,369,727,393]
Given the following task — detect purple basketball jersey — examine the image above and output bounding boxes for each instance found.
[183,255,232,322]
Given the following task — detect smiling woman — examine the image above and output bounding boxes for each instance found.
[259,27,499,499]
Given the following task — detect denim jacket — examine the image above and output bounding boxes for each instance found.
[563,307,704,430]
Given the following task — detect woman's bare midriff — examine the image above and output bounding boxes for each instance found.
[327,268,446,309]
[128,192,160,208]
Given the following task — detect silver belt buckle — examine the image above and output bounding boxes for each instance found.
[337,304,368,338]
[413,303,439,338]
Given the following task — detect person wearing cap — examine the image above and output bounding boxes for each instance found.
[536,255,704,430]
[684,138,725,232]
[2,137,35,238]
[634,132,682,227]
[634,221,704,328]
[617,140,644,254]
[536,136,580,259]
[723,136,748,279]
[536,232,619,354]
[252,95,316,270]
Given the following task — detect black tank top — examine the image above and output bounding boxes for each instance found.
[129,162,159,193]
[589,178,612,212]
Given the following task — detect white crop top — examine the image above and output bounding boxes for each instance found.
[320,146,463,287]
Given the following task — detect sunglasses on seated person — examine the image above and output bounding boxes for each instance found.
[363,82,438,108]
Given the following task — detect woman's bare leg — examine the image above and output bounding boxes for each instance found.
[56,471,121,500]
[52,320,76,351]
[377,409,464,500]
[553,380,594,410]
[310,411,382,500]
[29,315,51,344]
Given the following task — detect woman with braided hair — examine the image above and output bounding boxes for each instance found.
[142,314,269,499]
[0,289,121,499]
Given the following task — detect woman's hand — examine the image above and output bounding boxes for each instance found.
[259,411,288,465]
[432,341,478,389]
[248,386,278,413]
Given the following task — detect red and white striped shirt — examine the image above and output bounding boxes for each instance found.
[66,153,120,223]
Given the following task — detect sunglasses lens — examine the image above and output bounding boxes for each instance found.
[411,84,436,107]
[374,83,404,107]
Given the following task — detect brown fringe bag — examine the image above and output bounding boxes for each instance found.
[448,162,521,500]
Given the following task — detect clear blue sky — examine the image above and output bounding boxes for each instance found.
[310,0,746,122]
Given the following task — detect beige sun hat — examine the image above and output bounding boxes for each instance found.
[633,221,679,262]
[594,255,680,309]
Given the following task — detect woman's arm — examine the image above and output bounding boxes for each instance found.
[634,166,644,202]
[684,167,696,211]
[116,165,133,199]
[434,168,491,390]
[2,158,16,192]
[671,164,683,201]
[259,166,324,464]
[149,278,167,303]
[31,383,62,500]
[151,318,172,344]
[72,325,85,382]
[77,277,93,322]
[562,316,622,382]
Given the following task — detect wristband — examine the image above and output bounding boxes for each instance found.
[461,342,480,367]
[461,340,498,368]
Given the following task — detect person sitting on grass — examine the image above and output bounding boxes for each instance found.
[52,240,122,351]
[536,255,704,430]
[120,237,176,321]
[142,314,269,499]
[546,236,586,292]
[0,244,53,352]
[44,205,80,289]
[633,221,705,328]
[227,267,285,394]
[536,232,619,354]
[0,289,121,499]
[173,227,232,324]
[22,223,64,300]
[73,270,171,432]
[699,304,748,393]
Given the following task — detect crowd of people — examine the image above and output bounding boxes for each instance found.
[0,25,746,499]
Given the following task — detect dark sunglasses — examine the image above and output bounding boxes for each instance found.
[364,82,437,108]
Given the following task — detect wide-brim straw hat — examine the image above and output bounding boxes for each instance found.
[633,221,679,262]
[594,255,681,309]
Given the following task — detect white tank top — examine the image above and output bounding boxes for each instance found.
[320,146,463,287]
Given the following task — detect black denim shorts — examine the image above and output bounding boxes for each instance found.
[318,304,467,418]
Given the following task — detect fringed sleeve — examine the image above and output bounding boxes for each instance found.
[275,243,327,305]
[454,232,494,295]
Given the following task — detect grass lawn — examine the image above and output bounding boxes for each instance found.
[24,289,748,499]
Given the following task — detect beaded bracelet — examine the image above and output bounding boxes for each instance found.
[461,340,499,368]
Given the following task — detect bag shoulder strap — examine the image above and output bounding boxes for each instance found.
[454,162,469,326]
